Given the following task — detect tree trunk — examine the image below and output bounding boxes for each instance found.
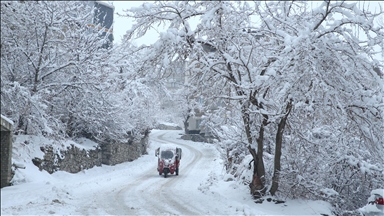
[183,113,190,134]
[244,107,268,198]
[256,116,268,185]
[270,100,292,196]
[248,149,263,198]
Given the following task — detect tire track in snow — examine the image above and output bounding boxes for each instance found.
[151,131,217,215]
[77,161,157,215]
[127,131,203,215]
[78,130,216,215]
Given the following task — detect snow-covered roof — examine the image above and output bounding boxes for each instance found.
[95,1,115,10]
[160,143,178,151]
[371,189,384,197]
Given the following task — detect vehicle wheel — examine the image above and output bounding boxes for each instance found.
[159,172,162,175]
[176,168,179,176]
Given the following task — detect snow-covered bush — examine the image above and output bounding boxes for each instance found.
[279,126,384,214]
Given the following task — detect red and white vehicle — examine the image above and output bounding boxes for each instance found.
[359,189,384,216]
[155,144,182,178]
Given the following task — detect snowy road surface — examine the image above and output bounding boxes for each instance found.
[1,130,333,215]
[77,130,224,215]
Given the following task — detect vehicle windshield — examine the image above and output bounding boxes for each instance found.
[161,150,174,159]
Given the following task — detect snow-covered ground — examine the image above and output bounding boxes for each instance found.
[1,130,334,215]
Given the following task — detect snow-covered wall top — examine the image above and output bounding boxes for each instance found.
[1,114,14,125]
[1,114,13,131]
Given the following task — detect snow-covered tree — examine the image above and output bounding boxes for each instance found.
[1,1,113,138]
[123,1,383,213]
[1,1,160,144]
[106,42,166,138]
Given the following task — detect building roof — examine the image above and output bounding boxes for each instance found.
[95,1,115,10]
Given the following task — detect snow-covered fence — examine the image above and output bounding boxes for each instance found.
[1,115,13,188]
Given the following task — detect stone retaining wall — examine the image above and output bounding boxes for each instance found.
[33,145,102,174]
[155,124,182,130]
[101,135,148,165]
[180,134,214,143]
[32,133,149,174]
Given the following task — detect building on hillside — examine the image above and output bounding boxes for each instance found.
[86,1,114,49]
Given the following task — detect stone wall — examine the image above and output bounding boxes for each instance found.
[32,145,102,174]
[32,133,149,174]
[1,131,12,187]
[101,135,148,165]
[180,134,214,143]
[155,123,182,130]
[1,115,13,188]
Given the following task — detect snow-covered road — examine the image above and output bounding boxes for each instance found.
[79,130,223,215]
[1,130,333,215]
